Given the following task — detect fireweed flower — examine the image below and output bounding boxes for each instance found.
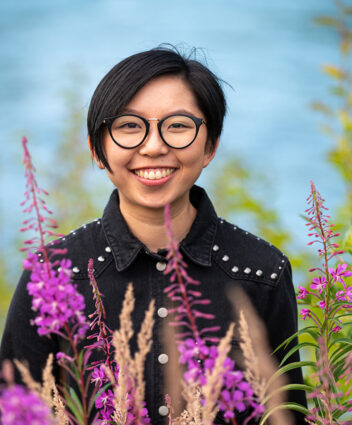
[310,276,327,294]
[300,308,311,320]
[298,182,352,422]
[0,385,54,425]
[297,285,309,299]
[329,263,352,286]
[163,204,263,423]
[25,254,88,340]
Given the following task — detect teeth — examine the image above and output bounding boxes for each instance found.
[135,168,175,180]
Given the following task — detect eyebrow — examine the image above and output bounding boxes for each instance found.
[121,108,197,117]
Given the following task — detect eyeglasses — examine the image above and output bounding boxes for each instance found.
[103,113,206,149]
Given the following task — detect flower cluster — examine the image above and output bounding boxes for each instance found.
[25,253,88,340]
[0,385,54,425]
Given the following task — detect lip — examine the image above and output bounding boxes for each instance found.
[131,167,177,186]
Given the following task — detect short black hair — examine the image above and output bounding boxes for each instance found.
[87,46,227,172]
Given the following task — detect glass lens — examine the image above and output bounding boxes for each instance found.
[110,115,146,148]
[161,115,197,148]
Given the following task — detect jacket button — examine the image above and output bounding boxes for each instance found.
[158,405,169,416]
[158,353,169,364]
[222,255,229,262]
[212,244,219,251]
[105,246,111,253]
[98,256,105,262]
[157,307,168,318]
[271,273,278,280]
[72,267,80,273]
[156,262,166,272]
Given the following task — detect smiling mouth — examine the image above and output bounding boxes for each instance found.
[133,168,176,180]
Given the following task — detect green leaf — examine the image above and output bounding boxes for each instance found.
[262,383,314,405]
[330,343,352,365]
[258,402,310,425]
[329,337,352,349]
[61,387,84,424]
[273,326,318,354]
[265,361,316,391]
[279,342,318,366]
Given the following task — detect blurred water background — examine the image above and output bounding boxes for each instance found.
[0,0,343,283]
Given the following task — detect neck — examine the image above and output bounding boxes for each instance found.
[119,193,197,252]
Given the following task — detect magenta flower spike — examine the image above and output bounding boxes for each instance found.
[163,204,263,424]
[19,137,92,425]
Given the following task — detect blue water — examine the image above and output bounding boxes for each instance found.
[0,0,344,278]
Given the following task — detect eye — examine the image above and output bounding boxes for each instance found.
[119,122,141,129]
[112,116,145,133]
[169,122,187,129]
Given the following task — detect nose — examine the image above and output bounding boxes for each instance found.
[138,121,169,157]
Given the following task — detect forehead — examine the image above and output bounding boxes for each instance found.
[123,75,202,117]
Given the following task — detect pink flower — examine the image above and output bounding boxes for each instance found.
[300,308,311,320]
[310,276,327,294]
[297,286,309,299]
[329,263,352,286]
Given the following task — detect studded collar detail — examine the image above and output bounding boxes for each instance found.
[102,186,218,271]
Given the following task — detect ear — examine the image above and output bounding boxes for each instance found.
[87,136,105,170]
[203,137,219,168]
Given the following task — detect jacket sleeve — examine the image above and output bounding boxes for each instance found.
[0,269,59,384]
[266,260,307,424]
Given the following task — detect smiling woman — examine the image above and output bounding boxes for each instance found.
[0,46,306,424]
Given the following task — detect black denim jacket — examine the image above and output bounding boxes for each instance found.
[0,185,306,424]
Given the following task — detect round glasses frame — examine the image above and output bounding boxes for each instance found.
[103,113,206,150]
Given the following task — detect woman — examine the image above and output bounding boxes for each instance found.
[0,47,306,423]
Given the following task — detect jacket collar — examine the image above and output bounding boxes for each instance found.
[102,185,218,271]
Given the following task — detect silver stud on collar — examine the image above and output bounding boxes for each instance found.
[232,266,239,273]
[72,266,80,273]
[244,267,251,274]
[212,244,219,252]
[105,246,111,253]
[222,255,229,262]
[97,221,101,225]
[256,269,263,277]
[271,273,278,280]
[233,226,237,230]
[98,256,105,262]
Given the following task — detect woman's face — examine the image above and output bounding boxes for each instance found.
[96,75,218,212]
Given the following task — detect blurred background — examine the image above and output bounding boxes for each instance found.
[1,0,352,333]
